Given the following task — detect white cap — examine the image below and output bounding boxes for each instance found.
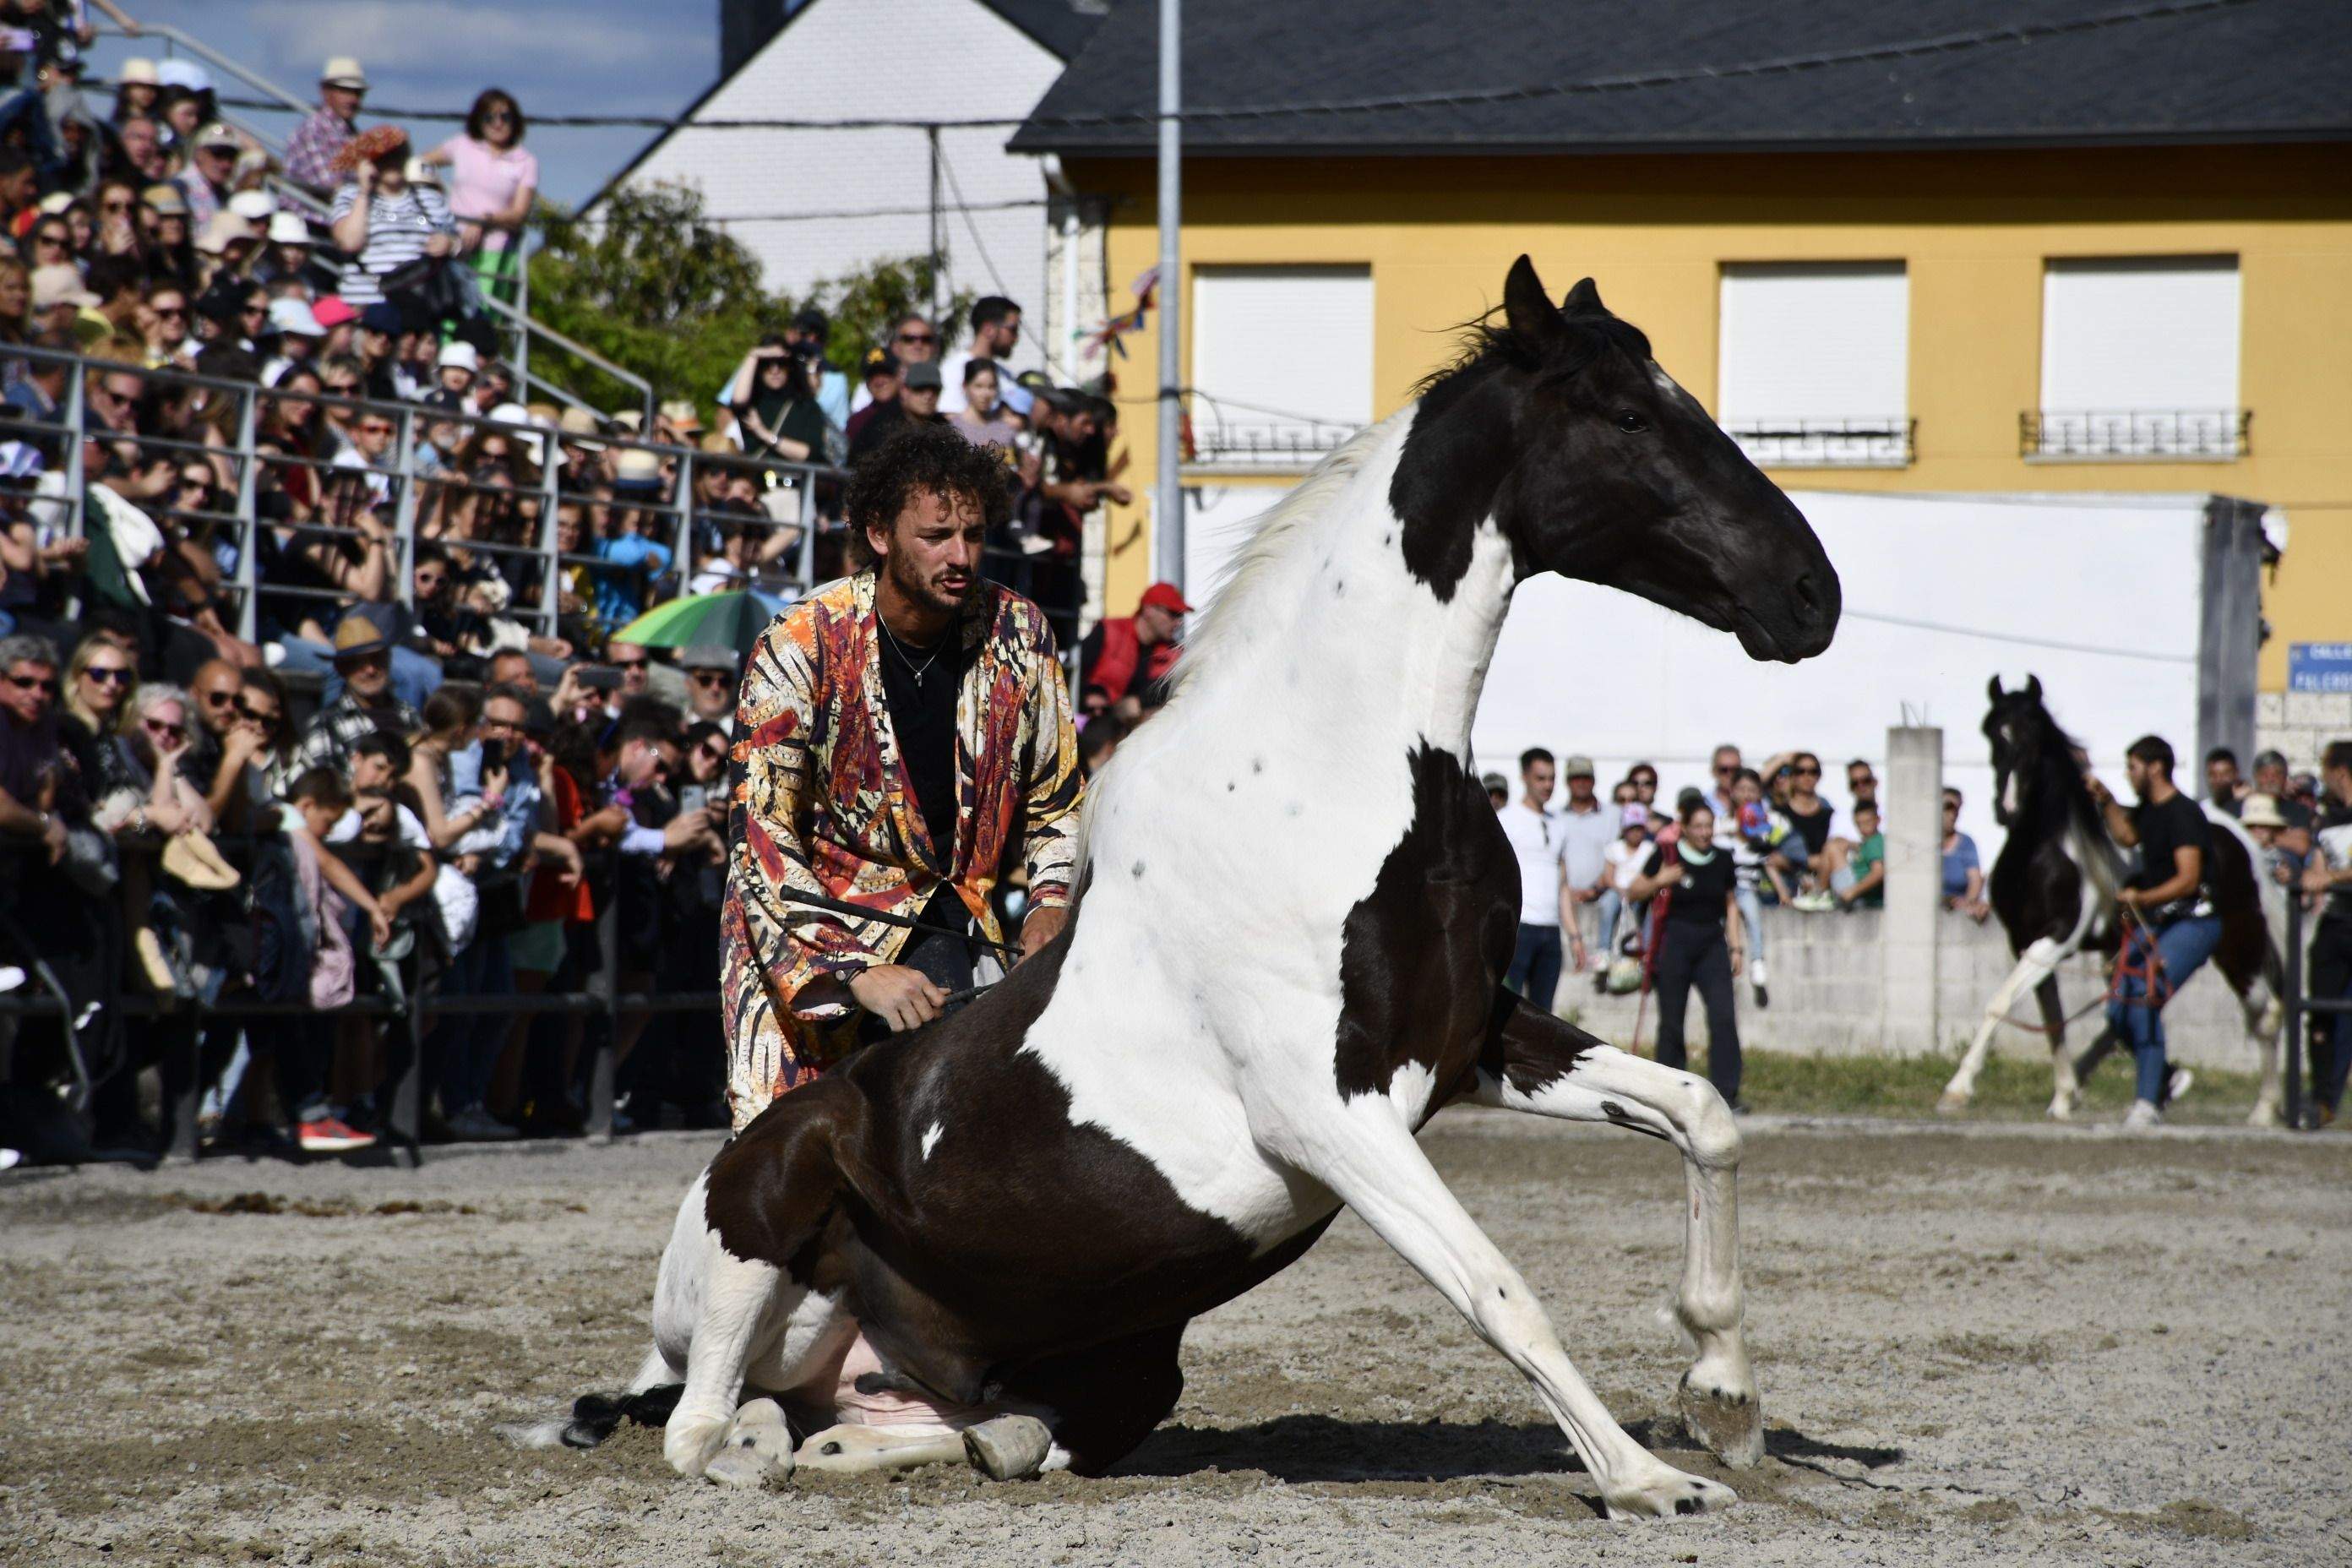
[118,57,158,85]
[227,189,277,223]
[266,211,311,245]
[321,56,368,89]
[436,340,480,373]
[267,297,325,338]
[487,400,531,427]
[155,59,213,94]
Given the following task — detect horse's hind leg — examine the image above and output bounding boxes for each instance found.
[1277,1085,1735,1518]
[1941,939,2065,1113]
[1473,996,1761,1467]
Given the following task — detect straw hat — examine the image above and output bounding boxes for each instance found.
[118,58,159,86]
[321,56,368,90]
[2240,793,2288,830]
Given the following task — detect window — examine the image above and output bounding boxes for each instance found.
[1189,265,1372,469]
[1717,262,1911,467]
[2032,257,2243,459]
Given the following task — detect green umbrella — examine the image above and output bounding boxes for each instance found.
[612,587,793,657]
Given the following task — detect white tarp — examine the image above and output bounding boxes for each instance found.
[1471,491,2211,853]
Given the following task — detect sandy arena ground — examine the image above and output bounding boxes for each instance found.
[3,1113,2347,1566]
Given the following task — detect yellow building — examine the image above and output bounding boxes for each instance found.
[1015,1,2352,747]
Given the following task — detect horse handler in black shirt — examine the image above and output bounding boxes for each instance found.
[2087,734,2218,1129]
[1626,798,1750,1108]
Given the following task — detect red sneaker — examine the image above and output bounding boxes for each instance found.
[297,1117,378,1153]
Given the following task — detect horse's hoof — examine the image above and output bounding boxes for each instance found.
[1935,1091,1969,1118]
[2045,1096,2077,1123]
[2247,1103,2284,1130]
[704,1398,794,1488]
[663,1411,730,1479]
[964,1414,1053,1481]
[1602,1458,1737,1520]
[1675,1373,1764,1469]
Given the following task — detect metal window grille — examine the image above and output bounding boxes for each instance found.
[2021,409,2250,460]
[1724,417,1915,469]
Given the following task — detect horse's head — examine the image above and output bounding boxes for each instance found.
[1392,255,1839,662]
[1984,673,2062,826]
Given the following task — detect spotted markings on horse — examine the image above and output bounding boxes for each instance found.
[1936,676,2287,1124]
[541,257,1843,1519]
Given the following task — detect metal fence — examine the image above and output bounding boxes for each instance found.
[2279,892,2351,1130]
[0,341,852,651]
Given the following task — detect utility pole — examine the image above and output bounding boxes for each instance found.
[927,126,944,324]
[1155,0,1184,590]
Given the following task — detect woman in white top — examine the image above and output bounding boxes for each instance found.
[326,126,456,310]
[423,90,537,306]
[949,359,1022,447]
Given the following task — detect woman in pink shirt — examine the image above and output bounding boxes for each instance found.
[425,89,537,305]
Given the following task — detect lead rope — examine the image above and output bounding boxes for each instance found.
[1995,899,2170,1035]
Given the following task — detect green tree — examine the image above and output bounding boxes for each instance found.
[525,182,974,417]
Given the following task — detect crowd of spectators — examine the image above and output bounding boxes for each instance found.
[0,34,1147,1165]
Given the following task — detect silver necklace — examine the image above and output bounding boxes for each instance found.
[876,614,942,688]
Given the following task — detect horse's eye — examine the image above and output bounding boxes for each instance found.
[1614,410,1650,433]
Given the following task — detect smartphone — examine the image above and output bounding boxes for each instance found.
[480,738,508,775]
[576,665,623,692]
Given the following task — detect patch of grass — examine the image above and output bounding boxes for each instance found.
[1684,1048,2263,1122]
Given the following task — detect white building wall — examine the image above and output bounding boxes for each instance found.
[616,0,1062,376]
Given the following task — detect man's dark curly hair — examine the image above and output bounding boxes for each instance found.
[844,423,1015,569]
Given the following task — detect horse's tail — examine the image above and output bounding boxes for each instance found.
[2202,803,2290,988]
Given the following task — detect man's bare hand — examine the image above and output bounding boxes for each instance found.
[850,965,945,1032]
[1017,904,1069,963]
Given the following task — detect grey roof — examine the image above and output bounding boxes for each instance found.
[984,0,1110,62]
[1010,0,2352,156]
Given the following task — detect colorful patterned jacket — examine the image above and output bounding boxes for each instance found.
[721,569,1083,1128]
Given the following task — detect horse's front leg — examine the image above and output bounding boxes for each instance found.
[1269,1086,1735,1519]
[1940,937,2066,1113]
[1471,995,1761,1467]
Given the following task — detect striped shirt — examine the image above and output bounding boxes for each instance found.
[327,182,455,308]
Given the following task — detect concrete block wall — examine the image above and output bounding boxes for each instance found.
[1558,906,2267,1074]
[2256,689,2352,775]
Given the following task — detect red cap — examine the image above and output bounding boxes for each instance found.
[310,296,358,329]
[1139,580,1193,615]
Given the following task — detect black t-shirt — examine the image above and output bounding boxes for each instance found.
[1783,799,1835,858]
[874,618,970,870]
[2130,791,2211,909]
[1663,847,1735,930]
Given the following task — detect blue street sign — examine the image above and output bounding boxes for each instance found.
[2289,642,2352,694]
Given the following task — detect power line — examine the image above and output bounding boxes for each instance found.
[558,196,1057,227]
[934,139,1010,297]
[139,0,2251,135]
[1838,609,2195,664]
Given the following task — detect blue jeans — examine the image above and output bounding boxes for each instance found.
[1506,923,1564,1015]
[1733,885,1766,962]
[433,930,515,1114]
[2106,914,2223,1104]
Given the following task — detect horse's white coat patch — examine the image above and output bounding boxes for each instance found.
[921,1122,943,1161]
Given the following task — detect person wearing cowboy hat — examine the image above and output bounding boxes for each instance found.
[176,121,242,229]
[656,399,704,446]
[285,611,422,781]
[286,56,368,194]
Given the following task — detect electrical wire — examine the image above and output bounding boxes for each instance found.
[128,0,2252,135]
[934,139,1010,297]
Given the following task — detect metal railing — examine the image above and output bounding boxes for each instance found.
[0,341,849,653]
[2021,409,2251,460]
[2279,891,2352,1131]
[1727,416,1916,469]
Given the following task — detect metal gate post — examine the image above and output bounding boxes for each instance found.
[2283,894,2305,1130]
[389,955,427,1168]
[232,383,262,642]
[587,850,619,1142]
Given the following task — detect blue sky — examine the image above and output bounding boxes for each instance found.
[85,0,723,206]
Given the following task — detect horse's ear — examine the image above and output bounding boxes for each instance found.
[2024,673,2043,704]
[1561,276,1606,317]
[1987,675,2004,703]
[1503,255,1569,351]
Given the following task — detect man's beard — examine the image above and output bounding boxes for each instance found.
[885,548,977,619]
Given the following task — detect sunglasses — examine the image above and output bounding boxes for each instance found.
[84,666,134,686]
[1712,764,1735,776]
[35,231,68,247]
[198,687,237,707]
[690,670,730,687]
[236,702,280,727]
[485,110,514,123]
[4,672,57,694]
[1793,766,1821,777]
[143,718,186,738]
[103,199,133,213]
[896,330,937,345]
[180,476,213,491]
[612,657,648,671]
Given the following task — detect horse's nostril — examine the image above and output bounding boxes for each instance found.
[1794,574,1823,619]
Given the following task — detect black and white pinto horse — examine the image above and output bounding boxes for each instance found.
[560,259,1842,1518]
[1936,677,2286,1124]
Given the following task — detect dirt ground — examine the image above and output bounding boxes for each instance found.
[3,1113,2347,1567]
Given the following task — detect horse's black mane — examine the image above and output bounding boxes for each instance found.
[2005,697,2108,847]
[1410,299,1654,401]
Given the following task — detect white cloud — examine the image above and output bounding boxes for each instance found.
[232,0,704,88]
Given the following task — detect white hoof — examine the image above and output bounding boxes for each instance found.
[963,1414,1053,1481]
[1602,1456,1738,1520]
[1675,1370,1763,1469]
[1936,1089,1971,1118]
[2247,1101,2284,1130]
[2045,1092,2078,1122]
[704,1397,795,1488]
[663,1409,730,1478]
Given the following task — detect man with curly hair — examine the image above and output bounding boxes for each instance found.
[719,425,1083,1130]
